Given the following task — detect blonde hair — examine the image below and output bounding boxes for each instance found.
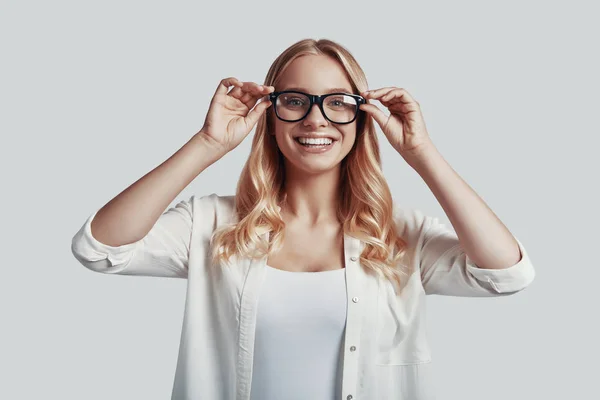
[210,38,413,290]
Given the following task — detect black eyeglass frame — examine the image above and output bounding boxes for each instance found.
[268,90,366,124]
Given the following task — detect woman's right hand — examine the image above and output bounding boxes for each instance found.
[197,77,274,155]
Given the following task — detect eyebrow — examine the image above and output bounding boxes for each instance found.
[281,87,354,94]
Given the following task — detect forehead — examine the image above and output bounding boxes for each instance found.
[278,54,353,94]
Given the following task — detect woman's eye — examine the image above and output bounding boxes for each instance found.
[327,98,344,107]
[286,98,305,106]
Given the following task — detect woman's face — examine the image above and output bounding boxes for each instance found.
[271,54,358,175]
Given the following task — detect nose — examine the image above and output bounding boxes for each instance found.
[302,103,328,128]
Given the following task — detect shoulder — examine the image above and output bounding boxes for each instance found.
[391,200,447,246]
[188,193,237,224]
[191,192,235,214]
[391,200,427,235]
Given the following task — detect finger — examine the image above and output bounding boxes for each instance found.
[242,94,263,111]
[361,87,396,100]
[223,91,266,114]
[359,103,389,128]
[215,77,243,96]
[231,88,264,110]
[227,85,245,100]
[239,83,274,109]
[241,82,274,97]
[244,99,272,130]
[228,84,264,100]
[239,91,255,105]
[380,88,414,105]
[225,84,259,109]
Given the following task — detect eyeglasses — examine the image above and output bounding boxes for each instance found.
[268,90,366,124]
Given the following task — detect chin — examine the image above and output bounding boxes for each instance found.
[291,158,341,175]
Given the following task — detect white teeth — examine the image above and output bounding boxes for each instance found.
[297,137,333,145]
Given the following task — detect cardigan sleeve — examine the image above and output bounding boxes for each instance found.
[410,210,535,296]
[70,193,218,278]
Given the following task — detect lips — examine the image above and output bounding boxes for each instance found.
[294,135,337,141]
[294,136,336,153]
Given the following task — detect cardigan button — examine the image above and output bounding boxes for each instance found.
[350,256,357,261]
[350,346,356,351]
[347,395,353,400]
[352,297,359,303]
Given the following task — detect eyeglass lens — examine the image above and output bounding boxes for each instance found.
[275,93,358,123]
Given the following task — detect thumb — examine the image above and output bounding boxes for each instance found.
[360,103,389,129]
[244,100,272,131]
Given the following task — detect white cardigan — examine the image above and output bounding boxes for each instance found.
[71,193,535,400]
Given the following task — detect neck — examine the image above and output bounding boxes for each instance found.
[281,163,341,226]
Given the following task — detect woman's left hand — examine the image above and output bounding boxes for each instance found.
[359,87,435,161]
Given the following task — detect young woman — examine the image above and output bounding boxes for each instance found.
[71,38,535,400]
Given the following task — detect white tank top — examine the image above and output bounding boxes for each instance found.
[250,264,348,400]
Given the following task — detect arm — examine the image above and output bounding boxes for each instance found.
[90,134,222,247]
[71,77,271,278]
[358,85,533,294]
[71,134,225,278]
[402,144,535,296]
[405,144,521,271]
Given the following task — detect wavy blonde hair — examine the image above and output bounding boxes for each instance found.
[210,38,413,290]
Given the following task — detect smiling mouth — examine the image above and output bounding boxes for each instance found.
[294,137,337,152]
[294,137,337,145]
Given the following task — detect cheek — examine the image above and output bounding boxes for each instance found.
[273,123,289,143]
[272,120,302,143]
[268,111,283,136]
[341,126,357,146]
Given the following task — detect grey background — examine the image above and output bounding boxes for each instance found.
[1,0,597,398]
